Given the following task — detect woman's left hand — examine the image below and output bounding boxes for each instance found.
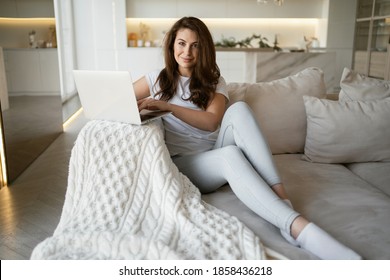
[137,98,171,112]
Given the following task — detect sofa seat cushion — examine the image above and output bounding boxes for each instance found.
[273,154,390,260]
[345,161,390,197]
[203,154,390,260]
[202,184,314,260]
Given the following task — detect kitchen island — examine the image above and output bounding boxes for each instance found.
[245,50,336,92]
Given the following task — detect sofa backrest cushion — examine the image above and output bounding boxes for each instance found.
[303,96,390,163]
[227,67,326,154]
[339,67,390,101]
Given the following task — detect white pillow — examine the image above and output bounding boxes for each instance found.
[228,67,327,154]
[303,96,390,163]
[339,67,390,101]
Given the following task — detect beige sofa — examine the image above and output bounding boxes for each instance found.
[203,67,390,260]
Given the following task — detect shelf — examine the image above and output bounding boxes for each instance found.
[374,0,390,17]
[356,17,373,22]
[356,0,373,18]
[353,0,390,79]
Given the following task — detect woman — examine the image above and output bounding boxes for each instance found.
[133,16,361,260]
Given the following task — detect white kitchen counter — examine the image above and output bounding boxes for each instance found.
[3,48,60,96]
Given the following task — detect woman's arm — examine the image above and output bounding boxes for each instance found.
[138,92,227,132]
[133,76,151,100]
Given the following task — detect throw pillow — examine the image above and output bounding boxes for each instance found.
[231,67,326,154]
[339,67,390,101]
[226,82,250,105]
[303,95,390,163]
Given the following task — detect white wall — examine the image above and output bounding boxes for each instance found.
[72,0,128,71]
[53,0,77,102]
[326,0,357,89]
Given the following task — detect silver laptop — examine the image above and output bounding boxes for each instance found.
[73,70,170,125]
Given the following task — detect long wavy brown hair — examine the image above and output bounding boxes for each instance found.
[154,17,220,110]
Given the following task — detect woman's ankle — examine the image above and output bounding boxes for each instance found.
[290,216,310,239]
[271,183,289,199]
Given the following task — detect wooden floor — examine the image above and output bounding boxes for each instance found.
[0,113,87,259]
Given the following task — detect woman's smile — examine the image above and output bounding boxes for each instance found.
[181,57,194,63]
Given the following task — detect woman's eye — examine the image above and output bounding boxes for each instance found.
[192,43,198,49]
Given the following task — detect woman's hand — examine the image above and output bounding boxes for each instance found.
[137,98,171,112]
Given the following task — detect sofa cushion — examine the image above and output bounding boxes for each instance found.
[345,161,390,197]
[339,67,390,101]
[203,154,390,260]
[227,67,326,154]
[273,154,390,260]
[303,96,390,163]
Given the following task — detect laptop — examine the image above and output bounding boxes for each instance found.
[73,70,171,125]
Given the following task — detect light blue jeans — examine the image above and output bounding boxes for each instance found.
[173,101,300,233]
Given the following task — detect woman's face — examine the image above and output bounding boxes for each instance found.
[173,28,199,77]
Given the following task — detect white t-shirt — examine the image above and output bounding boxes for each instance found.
[145,69,229,157]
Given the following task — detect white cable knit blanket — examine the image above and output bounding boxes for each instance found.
[31,120,266,259]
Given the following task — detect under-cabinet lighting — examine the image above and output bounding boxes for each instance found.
[0,17,55,22]
[126,18,322,47]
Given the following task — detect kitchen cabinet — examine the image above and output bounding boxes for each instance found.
[216,51,246,83]
[125,0,325,18]
[353,0,390,79]
[4,48,60,95]
[0,0,54,18]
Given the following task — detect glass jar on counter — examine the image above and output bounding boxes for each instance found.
[128,33,138,47]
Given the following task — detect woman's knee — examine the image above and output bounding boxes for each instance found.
[227,101,251,114]
[225,101,256,123]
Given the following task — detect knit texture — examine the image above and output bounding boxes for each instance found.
[31,120,266,260]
